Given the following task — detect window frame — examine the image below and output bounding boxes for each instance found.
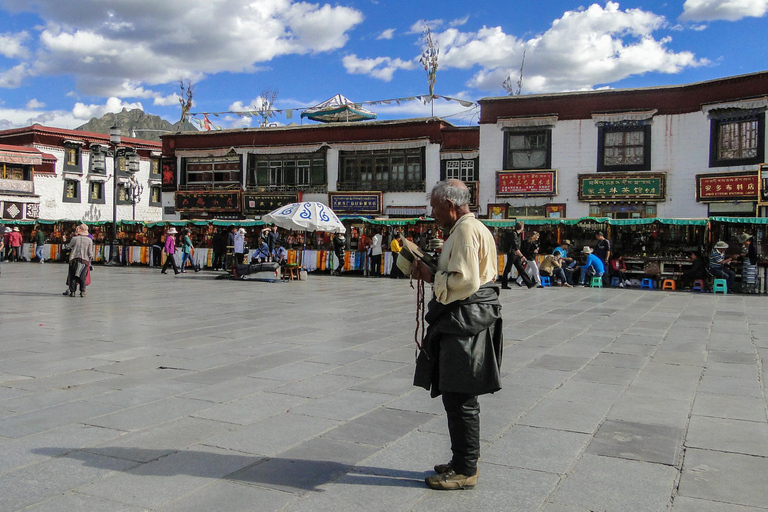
[149,185,162,206]
[63,143,83,174]
[182,155,242,189]
[709,112,765,168]
[597,122,651,172]
[503,129,552,170]
[247,151,327,191]
[440,157,479,181]
[338,148,425,192]
[88,180,105,204]
[62,178,81,203]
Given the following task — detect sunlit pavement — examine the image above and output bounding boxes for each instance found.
[1,263,766,511]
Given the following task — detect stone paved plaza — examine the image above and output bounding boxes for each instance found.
[1,263,767,511]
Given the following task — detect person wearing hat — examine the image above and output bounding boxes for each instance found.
[161,227,180,275]
[8,226,23,262]
[64,223,94,297]
[708,241,735,290]
[578,246,605,285]
[553,239,577,285]
[233,227,247,265]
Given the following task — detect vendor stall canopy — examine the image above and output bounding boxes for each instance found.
[301,94,376,123]
[480,217,709,227]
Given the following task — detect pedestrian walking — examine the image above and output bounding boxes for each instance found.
[63,223,94,297]
[34,226,46,263]
[160,227,180,275]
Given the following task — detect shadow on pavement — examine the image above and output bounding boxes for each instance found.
[32,446,427,493]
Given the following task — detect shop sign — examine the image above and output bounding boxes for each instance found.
[243,193,301,215]
[497,170,557,196]
[579,173,665,201]
[329,192,382,214]
[761,164,768,204]
[161,157,177,192]
[26,203,39,219]
[175,190,241,213]
[696,171,758,202]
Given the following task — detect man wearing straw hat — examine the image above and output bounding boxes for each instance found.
[409,179,502,491]
[709,241,735,290]
[578,245,605,286]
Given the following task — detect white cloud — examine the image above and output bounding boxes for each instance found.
[409,18,444,34]
[680,0,768,22]
[0,63,31,88]
[0,31,30,58]
[26,98,45,109]
[449,15,470,27]
[72,96,144,120]
[342,54,416,81]
[152,93,182,107]
[3,0,364,96]
[377,28,395,40]
[0,106,83,129]
[446,2,707,92]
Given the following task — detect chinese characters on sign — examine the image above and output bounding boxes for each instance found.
[175,191,241,213]
[243,193,301,215]
[497,171,557,197]
[329,192,382,214]
[696,172,758,202]
[578,173,665,201]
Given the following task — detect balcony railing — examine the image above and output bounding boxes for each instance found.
[0,179,34,194]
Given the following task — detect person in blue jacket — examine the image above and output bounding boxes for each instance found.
[578,246,605,285]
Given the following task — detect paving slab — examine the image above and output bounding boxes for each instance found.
[587,419,684,466]
[678,448,768,508]
[2,266,768,511]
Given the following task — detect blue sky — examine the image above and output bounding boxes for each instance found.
[0,0,766,132]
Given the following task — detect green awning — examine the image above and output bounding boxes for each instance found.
[710,216,768,225]
[340,216,420,225]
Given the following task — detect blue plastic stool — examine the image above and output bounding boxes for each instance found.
[611,277,621,287]
[640,278,654,290]
[712,279,728,295]
[590,276,603,288]
[540,276,551,287]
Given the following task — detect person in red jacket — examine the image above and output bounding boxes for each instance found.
[8,227,23,262]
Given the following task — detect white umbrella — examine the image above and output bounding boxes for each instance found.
[262,201,346,233]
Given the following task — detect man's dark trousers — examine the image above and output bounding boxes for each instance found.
[442,391,480,477]
[501,253,533,287]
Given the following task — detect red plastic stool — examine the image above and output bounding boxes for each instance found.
[692,279,705,292]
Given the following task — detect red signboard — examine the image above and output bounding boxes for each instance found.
[497,170,557,196]
[696,172,758,202]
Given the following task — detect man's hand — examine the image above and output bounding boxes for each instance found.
[411,259,433,284]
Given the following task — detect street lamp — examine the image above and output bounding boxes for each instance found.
[106,126,121,265]
[127,175,144,220]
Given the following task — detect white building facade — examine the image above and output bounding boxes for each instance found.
[0,125,163,223]
[478,71,768,220]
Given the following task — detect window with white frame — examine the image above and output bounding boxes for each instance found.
[443,159,478,181]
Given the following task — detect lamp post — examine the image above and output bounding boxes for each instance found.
[107,126,121,265]
[127,175,144,220]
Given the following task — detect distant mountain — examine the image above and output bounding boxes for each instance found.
[76,108,198,142]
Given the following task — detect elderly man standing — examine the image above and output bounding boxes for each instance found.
[410,179,503,490]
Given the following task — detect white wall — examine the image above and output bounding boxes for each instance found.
[33,146,163,222]
[478,111,765,219]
